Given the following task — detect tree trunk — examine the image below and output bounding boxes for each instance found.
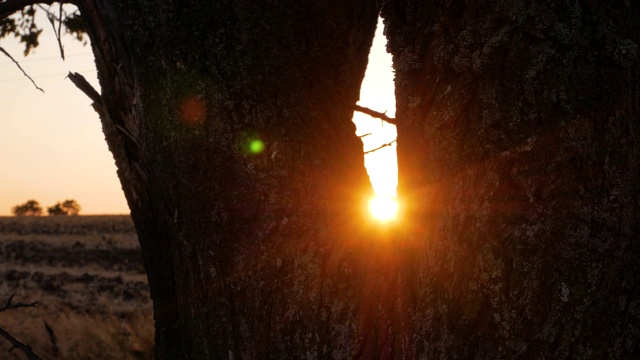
[73,1,407,358]
[61,0,640,357]
[382,0,640,358]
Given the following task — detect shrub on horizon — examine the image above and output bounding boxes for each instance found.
[47,199,81,216]
[11,200,43,216]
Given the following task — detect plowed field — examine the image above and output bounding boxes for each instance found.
[0,216,152,359]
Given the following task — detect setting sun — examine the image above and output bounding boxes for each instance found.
[368,195,399,222]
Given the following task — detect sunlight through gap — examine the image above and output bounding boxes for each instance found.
[352,17,398,222]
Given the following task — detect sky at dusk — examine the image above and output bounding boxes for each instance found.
[0,14,396,215]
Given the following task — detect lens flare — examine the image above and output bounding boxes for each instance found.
[179,97,206,126]
[249,139,265,154]
[368,195,398,222]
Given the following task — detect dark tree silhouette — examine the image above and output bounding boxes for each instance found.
[2,0,639,358]
[47,199,80,216]
[11,200,43,216]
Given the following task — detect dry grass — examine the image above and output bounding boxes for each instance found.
[0,216,153,359]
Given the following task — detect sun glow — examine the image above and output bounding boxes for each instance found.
[368,195,399,222]
[354,18,399,223]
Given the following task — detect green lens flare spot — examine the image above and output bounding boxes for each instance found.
[249,139,265,154]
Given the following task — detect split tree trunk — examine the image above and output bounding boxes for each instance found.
[69,0,640,358]
[73,1,410,358]
[382,1,640,358]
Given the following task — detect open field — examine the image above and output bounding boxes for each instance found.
[0,216,153,359]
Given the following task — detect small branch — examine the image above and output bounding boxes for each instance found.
[0,326,45,360]
[0,294,38,313]
[364,139,397,154]
[38,3,65,60]
[57,2,63,58]
[0,46,44,92]
[358,132,372,138]
[354,104,396,125]
[66,71,101,104]
[0,296,43,360]
[44,321,60,357]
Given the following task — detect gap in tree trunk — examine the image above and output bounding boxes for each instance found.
[352,16,398,223]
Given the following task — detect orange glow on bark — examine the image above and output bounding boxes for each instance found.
[179,97,206,126]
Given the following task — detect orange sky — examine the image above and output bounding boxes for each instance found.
[0,14,395,215]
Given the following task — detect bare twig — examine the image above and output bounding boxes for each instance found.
[38,3,65,60]
[0,326,45,360]
[44,321,59,357]
[0,46,44,92]
[354,104,396,125]
[57,2,63,58]
[358,132,372,138]
[0,294,38,313]
[0,295,43,360]
[364,139,397,154]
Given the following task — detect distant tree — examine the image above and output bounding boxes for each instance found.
[47,199,81,216]
[61,199,81,215]
[11,200,43,216]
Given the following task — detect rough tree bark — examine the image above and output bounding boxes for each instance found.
[382,0,640,358]
[72,0,401,358]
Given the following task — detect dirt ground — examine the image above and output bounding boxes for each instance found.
[0,215,153,359]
